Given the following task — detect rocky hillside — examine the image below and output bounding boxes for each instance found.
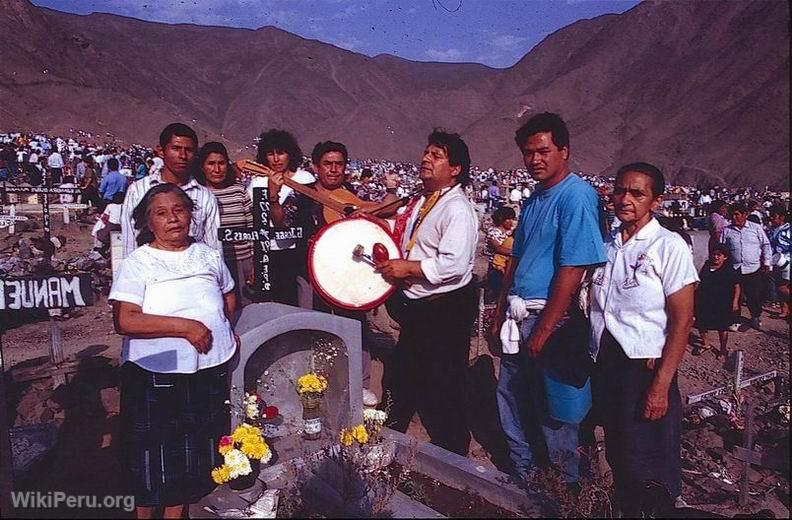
[0,0,787,187]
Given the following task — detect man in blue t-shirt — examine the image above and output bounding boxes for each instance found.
[98,158,128,209]
[492,112,605,488]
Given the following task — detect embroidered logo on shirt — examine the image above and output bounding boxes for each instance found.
[623,252,652,289]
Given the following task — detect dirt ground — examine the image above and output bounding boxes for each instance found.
[1,211,789,518]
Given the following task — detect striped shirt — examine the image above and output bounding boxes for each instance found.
[120,172,221,257]
[209,183,254,261]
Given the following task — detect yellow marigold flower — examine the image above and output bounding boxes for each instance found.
[232,423,262,445]
[340,428,354,447]
[211,465,231,484]
[231,425,248,443]
[297,373,328,395]
[241,439,266,459]
[352,424,369,445]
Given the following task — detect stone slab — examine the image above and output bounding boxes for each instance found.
[386,490,446,518]
[384,428,546,516]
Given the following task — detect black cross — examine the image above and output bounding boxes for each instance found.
[218,187,304,296]
[0,183,82,263]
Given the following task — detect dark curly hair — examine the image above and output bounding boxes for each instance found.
[132,183,195,246]
[427,128,471,186]
[256,129,302,172]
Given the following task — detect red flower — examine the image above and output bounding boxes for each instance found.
[219,435,234,447]
[264,406,279,418]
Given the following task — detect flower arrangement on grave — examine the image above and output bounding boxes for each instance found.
[225,388,264,424]
[212,390,274,488]
[339,414,395,472]
[210,423,272,486]
[297,372,328,440]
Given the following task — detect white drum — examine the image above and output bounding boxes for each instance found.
[308,216,401,311]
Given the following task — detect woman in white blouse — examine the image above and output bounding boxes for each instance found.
[589,163,698,515]
[110,183,237,518]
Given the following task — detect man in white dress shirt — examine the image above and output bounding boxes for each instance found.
[721,202,773,331]
[376,129,478,456]
[120,123,220,257]
[46,149,65,185]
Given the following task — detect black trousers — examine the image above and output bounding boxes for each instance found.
[593,330,682,503]
[380,282,477,456]
[738,269,765,319]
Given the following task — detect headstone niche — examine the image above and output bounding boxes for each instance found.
[230,302,363,464]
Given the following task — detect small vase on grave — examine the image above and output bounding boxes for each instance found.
[300,392,324,440]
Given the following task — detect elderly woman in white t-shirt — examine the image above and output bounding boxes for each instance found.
[109,183,236,519]
[589,162,698,515]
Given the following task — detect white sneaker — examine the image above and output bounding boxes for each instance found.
[728,323,741,332]
[363,388,379,407]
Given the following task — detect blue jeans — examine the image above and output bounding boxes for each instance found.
[496,315,582,483]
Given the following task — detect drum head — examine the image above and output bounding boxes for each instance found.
[308,216,401,311]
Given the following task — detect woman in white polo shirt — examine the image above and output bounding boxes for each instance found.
[589,163,698,515]
[110,183,237,518]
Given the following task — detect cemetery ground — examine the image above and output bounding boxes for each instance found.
[0,216,789,518]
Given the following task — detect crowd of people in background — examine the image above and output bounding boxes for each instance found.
[1,128,788,331]
[2,130,788,228]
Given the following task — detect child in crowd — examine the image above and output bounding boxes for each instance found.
[694,243,740,359]
[92,192,124,256]
[485,206,516,303]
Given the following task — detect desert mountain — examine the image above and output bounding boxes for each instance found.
[0,0,787,187]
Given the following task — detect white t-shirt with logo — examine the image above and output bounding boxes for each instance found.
[590,218,699,360]
[109,242,236,374]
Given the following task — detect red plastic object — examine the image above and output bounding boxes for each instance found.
[373,242,389,262]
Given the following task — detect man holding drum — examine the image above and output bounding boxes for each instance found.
[375,130,478,456]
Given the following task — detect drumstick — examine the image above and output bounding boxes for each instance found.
[372,243,389,262]
[352,244,377,267]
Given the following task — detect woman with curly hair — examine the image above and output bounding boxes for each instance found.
[247,129,315,306]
